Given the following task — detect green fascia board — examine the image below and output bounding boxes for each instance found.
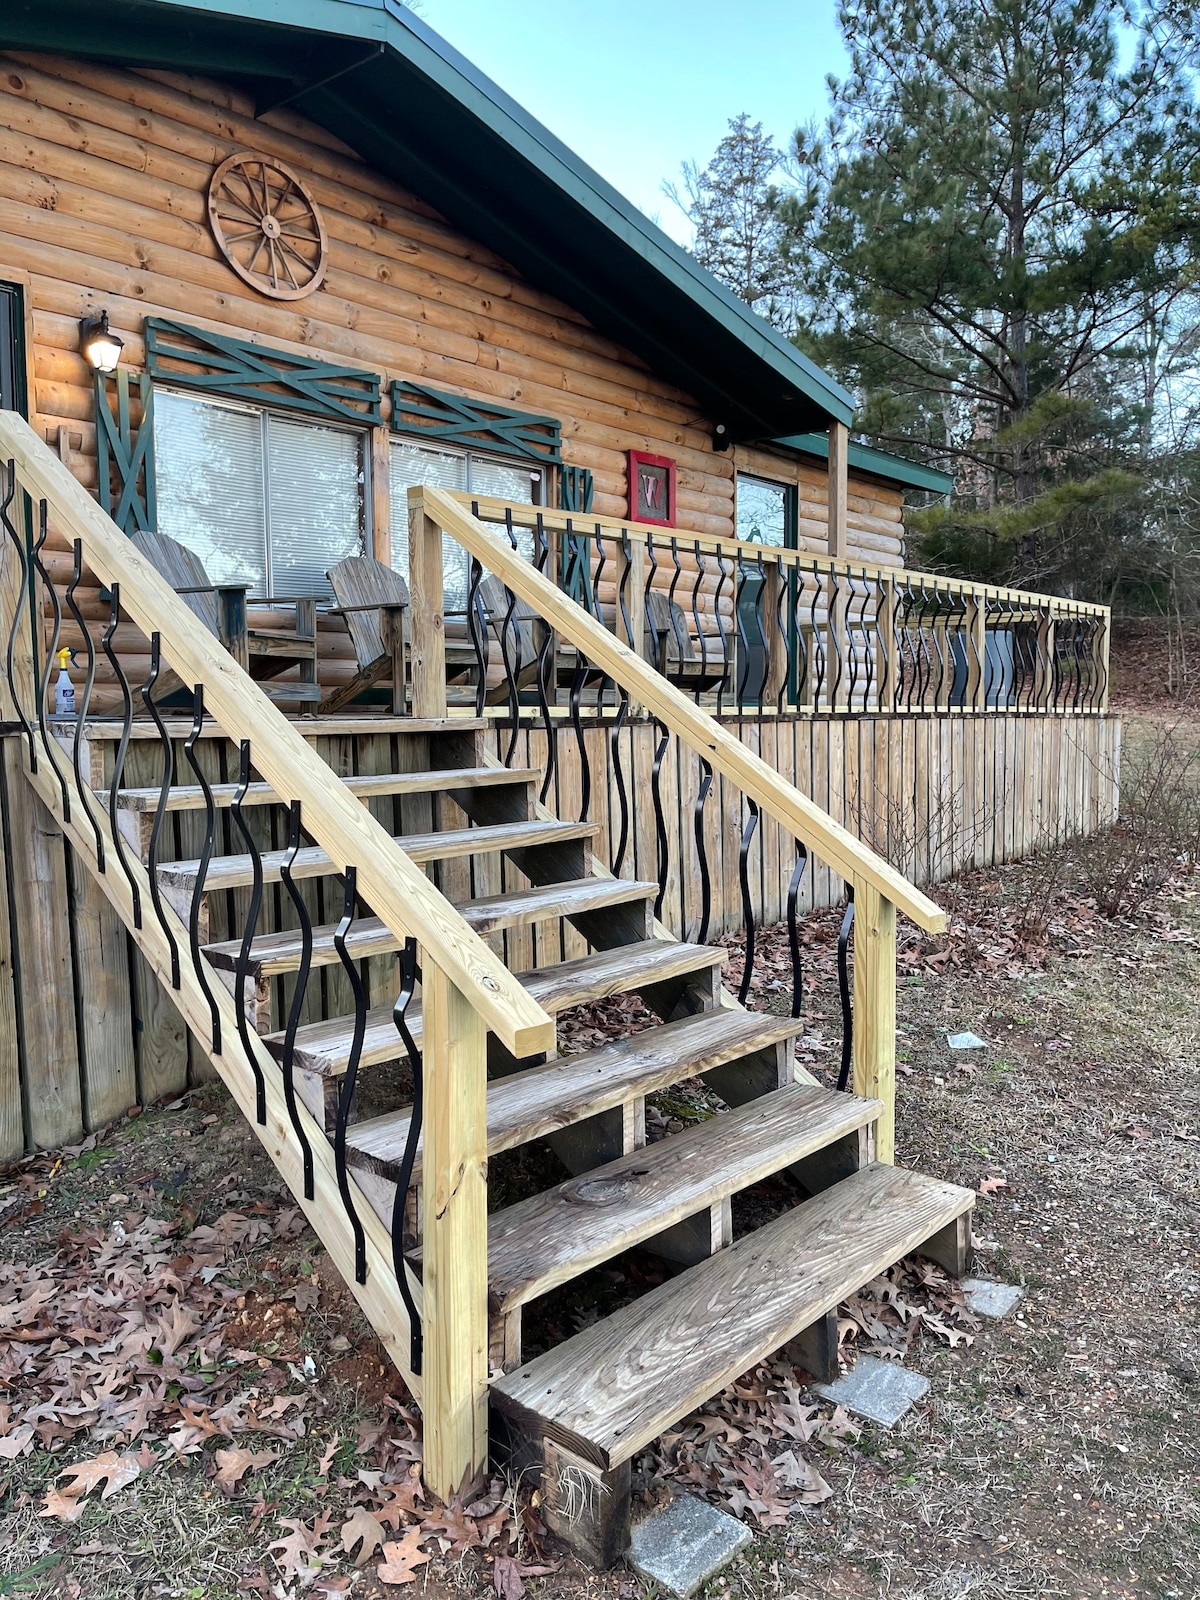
[779,433,955,495]
[0,0,855,441]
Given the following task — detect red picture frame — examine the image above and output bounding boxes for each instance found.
[627,449,677,527]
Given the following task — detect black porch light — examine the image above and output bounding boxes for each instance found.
[80,310,124,375]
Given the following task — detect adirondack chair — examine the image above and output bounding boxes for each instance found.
[645,588,729,694]
[475,574,548,701]
[130,530,321,705]
[320,556,409,714]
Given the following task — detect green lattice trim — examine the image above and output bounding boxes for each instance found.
[96,369,156,535]
[560,464,594,513]
[145,319,382,426]
[390,380,561,464]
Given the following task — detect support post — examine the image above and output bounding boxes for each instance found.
[852,880,897,1163]
[421,963,489,1500]
[827,421,849,561]
[622,531,647,661]
[966,592,987,712]
[408,494,448,719]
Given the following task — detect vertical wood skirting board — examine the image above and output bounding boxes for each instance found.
[70,851,138,1128]
[0,744,26,1162]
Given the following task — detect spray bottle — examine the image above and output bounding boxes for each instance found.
[54,646,76,718]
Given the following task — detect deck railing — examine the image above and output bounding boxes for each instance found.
[409,486,948,1169]
[0,413,554,1501]
[450,492,1110,718]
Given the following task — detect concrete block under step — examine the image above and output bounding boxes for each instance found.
[628,1494,752,1598]
[815,1354,930,1427]
[962,1278,1025,1319]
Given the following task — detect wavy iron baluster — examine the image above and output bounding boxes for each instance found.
[1,461,36,772]
[694,756,713,944]
[279,798,316,1201]
[333,866,368,1285]
[836,890,855,1092]
[651,718,670,918]
[101,585,141,928]
[826,566,844,711]
[775,555,791,714]
[532,512,557,802]
[64,539,104,868]
[230,738,267,1125]
[735,548,751,711]
[391,936,424,1374]
[808,562,826,710]
[610,691,630,876]
[183,686,221,1056]
[737,800,760,1005]
[692,541,708,700]
[466,555,488,720]
[713,544,730,716]
[31,498,70,818]
[786,842,809,1019]
[141,634,181,988]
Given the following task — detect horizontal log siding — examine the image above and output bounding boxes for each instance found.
[1,50,900,558]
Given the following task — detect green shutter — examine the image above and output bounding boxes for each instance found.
[95,369,156,535]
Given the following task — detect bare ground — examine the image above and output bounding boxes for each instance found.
[1,740,1198,1600]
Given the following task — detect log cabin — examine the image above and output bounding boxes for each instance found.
[0,0,1117,1562]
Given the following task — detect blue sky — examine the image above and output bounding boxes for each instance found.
[418,1,848,243]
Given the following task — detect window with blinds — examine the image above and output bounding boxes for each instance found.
[389,439,543,606]
[154,390,367,597]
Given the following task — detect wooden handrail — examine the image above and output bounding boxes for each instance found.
[415,486,948,934]
[0,414,554,1059]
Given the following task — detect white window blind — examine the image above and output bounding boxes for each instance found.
[154,391,366,598]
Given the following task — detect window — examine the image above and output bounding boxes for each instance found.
[389,438,544,605]
[153,390,367,597]
[736,474,795,548]
[0,283,27,416]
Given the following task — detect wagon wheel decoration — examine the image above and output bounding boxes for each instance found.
[208,152,329,301]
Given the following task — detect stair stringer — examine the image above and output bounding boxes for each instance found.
[21,745,424,1400]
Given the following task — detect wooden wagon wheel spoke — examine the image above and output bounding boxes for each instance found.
[208,151,329,301]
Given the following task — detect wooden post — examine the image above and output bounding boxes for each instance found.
[371,425,393,566]
[408,494,448,720]
[852,881,897,1164]
[827,422,849,561]
[966,593,987,711]
[421,962,489,1500]
[623,531,648,660]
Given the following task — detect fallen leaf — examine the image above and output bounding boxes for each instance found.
[214,1447,279,1493]
[978,1175,1008,1195]
[341,1505,387,1566]
[377,1528,430,1586]
[494,1556,559,1598]
[57,1451,142,1501]
[39,1488,88,1524]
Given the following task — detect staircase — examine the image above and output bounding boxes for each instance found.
[0,418,973,1567]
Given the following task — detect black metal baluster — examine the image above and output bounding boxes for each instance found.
[826,566,844,710]
[230,739,267,1125]
[279,798,315,1202]
[913,581,933,709]
[651,719,670,918]
[836,889,856,1092]
[64,539,103,868]
[645,534,661,670]
[391,936,423,1373]
[610,690,630,876]
[183,686,221,1056]
[872,573,889,712]
[793,566,810,709]
[333,866,368,1285]
[666,537,687,676]
[140,634,180,989]
[735,548,751,712]
[31,498,71,819]
[694,756,713,944]
[713,544,730,717]
[101,585,141,928]
[809,562,826,710]
[1071,613,1085,712]
[692,541,708,701]
[737,800,760,1005]
[466,555,488,720]
[786,842,809,1019]
[845,574,862,711]
[775,555,791,714]
[533,512,557,802]
[1,461,36,771]
[752,553,769,714]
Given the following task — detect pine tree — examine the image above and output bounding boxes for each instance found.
[667,115,796,330]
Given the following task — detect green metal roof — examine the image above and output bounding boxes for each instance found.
[1,0,858,442]
[779,433,955,495]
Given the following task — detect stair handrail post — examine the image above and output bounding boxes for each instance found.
[850,876,897,1163]
[421,959,489,1500]
[407,490,448,719]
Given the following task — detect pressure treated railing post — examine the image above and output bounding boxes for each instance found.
[966,593,987,711]
[408,492,448,718]
[421,961,489,1499]
[851,880,897,1164]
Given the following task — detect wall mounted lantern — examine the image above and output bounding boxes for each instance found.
[80,310,124,374]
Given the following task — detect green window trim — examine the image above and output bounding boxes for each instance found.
[560,464,594,513]
[390,379,562,466]
[145,318,382,428]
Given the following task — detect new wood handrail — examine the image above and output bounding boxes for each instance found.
[415,486,948,934]
[0,414,554,1059]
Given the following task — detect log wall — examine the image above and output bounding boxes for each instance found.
[0,712,1120,1158]
[0,51,905,562]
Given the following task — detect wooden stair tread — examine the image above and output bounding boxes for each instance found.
[455,1081,883,1313]
[345,1010,806,1179]
[490,1162,975,1469]
[156,817,598,893]
[201,877,659,976]
[263,939,726,1076]
[106,766,539,813]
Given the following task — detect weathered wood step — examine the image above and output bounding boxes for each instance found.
[105,766,539,813]
[262,939,727,1076]
[155,818,598,894]
[433,1081,882,1313]
[345,1009,806,1180]
[201,877,659,977]
[490,1162,975,1470]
